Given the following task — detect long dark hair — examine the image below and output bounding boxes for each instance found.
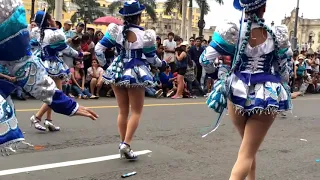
[73,60,85,77]
[39,12,52,44]
[120,14,141,62]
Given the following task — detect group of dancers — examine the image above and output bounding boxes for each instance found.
[1,0,292,179]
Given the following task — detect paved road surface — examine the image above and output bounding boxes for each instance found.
[0,96,319,180]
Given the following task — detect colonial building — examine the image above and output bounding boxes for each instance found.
[282,9,320,52]
[141,2,215,41]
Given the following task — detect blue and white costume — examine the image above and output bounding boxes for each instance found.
[0,0,80,151]
[31,10,82,79]
[200,0,292,135]
[95,24,166,87]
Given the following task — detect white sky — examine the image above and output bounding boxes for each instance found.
[156,0,319,28]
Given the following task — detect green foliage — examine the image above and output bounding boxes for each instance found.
[108,0,157,22]
[70,0,105,23]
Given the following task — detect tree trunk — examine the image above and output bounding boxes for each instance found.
[181,0,187,40]
[54,0,63,22]
[187,0,192,41]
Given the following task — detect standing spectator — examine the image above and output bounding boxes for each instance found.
[62,20,74,40]
[55,21,62,29]
[188,37,205,84]
[202,39,208,47]
[189,37,195,46]
[81,33,92,74]
[28,20,37,32]
[87,28,95,37]
[175,36,183,47]
[172,41,188,99]
[163,32,177,72]
[93,30,104,44]
[74,22,85,38]
[86,59,104,97]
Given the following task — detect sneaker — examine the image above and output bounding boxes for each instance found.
[30,115,47,131]
[155,89,163,98]
[166,90,175,97]
[119,142,137,160]
[44,120,60,132]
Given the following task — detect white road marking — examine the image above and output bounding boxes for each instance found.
[0,150,152,176]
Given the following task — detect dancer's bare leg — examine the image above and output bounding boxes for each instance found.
[227,101,256,180]
[112,85,129,142]
[229,101,275,180]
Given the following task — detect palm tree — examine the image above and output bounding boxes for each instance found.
[165,0,223,39]
[107,0,157,22]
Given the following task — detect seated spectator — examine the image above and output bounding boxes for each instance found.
[145,66,163,98]
[185,57,205,97]
[159,65,174,95]
[71,60,98,99]
[86,59,104,97]
[166,72,190,98]
[0,64,26,100]
[62,78,74,98]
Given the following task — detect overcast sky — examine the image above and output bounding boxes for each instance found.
[155,0,318,28]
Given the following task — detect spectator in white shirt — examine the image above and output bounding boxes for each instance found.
[163,32,177,72]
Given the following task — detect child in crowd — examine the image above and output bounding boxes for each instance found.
[145,66,163,98]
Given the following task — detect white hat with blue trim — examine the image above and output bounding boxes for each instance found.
[233,0,267,12]
[119,0,145,16]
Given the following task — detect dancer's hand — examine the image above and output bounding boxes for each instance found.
[75,106,98,120]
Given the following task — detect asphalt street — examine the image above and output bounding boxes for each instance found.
[0,96,319,180]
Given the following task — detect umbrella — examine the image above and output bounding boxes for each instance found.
[93,16,123,26]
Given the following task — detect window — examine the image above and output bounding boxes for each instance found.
[103,4,105,7]
[169,25,171,29]
[164,25,168,29]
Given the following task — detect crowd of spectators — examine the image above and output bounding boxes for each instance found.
[3,19,278,101]
[291,48,320,96]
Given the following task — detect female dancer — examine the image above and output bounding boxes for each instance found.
[200,0,292,179]
[95,0,168,159]
[30,10,87,132]
[0,0,97,152]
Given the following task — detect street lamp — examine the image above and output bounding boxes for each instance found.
[271,21,274,27]
[84,5,89,33]
[198,0,205,38]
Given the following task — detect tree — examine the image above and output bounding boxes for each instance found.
[43,0,67,15]
[70,0,105,23]
[107,0,157,22]
[164,0,223,39]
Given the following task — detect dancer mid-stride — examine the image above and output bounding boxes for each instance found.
[0,0,97,152]
[200,0,292,179]
[29,9,90,132]
[95,0,168,160]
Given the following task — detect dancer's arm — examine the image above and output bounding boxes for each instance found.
[274,25,292,83]
[200,22,239,77]
[95,23,119,68]
[12,57,97,119]
[46,30,83,58]
[142,29,167,68]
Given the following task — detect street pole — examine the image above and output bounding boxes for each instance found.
[292,0,300,51]
[198,0,205,38]
[30,0,35,23]
[54,0,63,22]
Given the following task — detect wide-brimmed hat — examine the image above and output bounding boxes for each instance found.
[34,9,48,27]
[180,41,189,47]
[233,0,267,12]
[298,54,305,60]
[119,0,145,16]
